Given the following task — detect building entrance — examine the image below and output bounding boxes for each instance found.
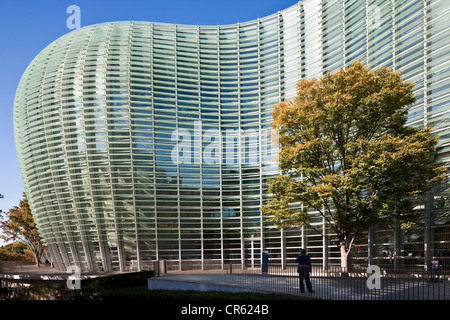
[244,238,262,268]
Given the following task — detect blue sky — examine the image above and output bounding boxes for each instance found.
[0,0,298,245]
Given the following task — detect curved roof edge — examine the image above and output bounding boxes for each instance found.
[70,1,301,31]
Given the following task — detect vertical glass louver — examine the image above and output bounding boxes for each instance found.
[14,0,449,272]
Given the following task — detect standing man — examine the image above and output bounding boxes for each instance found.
[296,248,315,293]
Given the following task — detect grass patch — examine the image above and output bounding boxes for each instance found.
[97,286,314,300]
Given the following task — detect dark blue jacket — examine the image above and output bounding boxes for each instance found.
[295,254,311,273]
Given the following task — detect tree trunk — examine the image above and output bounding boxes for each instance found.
[340,242,349,275]
[31,246,42,267]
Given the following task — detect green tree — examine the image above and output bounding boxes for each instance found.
[0,193,45,266]
[262,61,447,270]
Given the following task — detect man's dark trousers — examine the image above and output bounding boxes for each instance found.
[296,253,313,293]
[298,266,313,293]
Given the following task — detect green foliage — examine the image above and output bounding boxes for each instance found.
[262,60,447,264]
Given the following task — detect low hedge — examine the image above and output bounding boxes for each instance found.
[1,270,154,300]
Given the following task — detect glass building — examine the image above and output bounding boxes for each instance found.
[14,0,449,272]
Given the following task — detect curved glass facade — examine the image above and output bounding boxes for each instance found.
[14,0,449,272]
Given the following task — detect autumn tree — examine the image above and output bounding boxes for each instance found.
[0,193,45,266]
[0,242,35,262]
[263,61,447,270]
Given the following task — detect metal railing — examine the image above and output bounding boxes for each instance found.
[130,259,450,300]
[222,264,450,300]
